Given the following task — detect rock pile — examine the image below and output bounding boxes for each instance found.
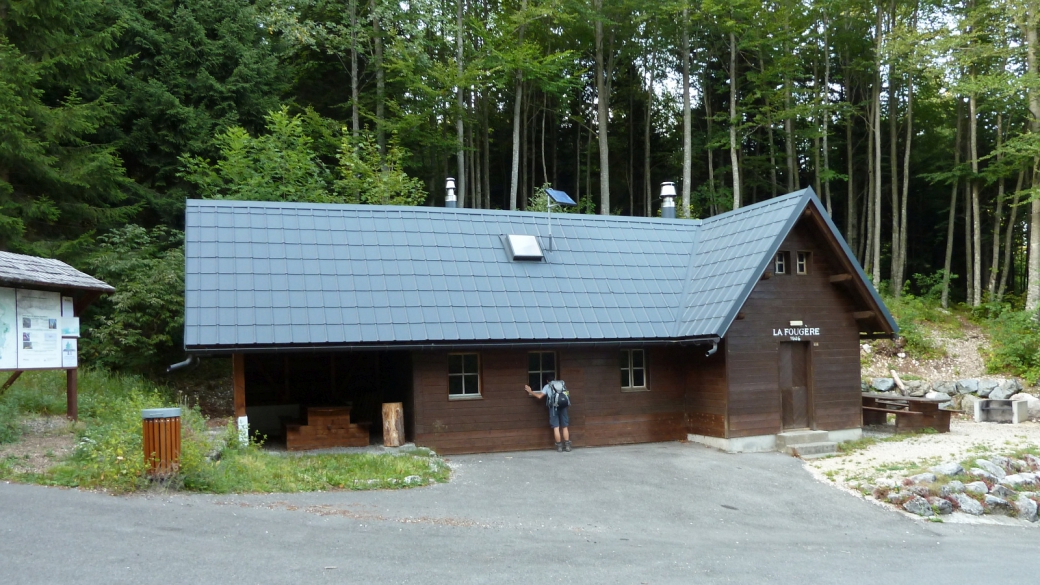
[862,377,1040,417]
[863,454,1040,521]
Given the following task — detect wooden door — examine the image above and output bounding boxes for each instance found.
[779,342,811,430]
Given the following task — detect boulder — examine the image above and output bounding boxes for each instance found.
[950,493,984,515]
[1024,454,1040,471]
[924,391,948,401]
[977,379,1000,398]
[872,378,895,393]
[990,485,1017,499]
[964,481,989,494]
[907,485,932,497]
[984,494,1013,513]
[956,379,979,395]
[861,380,870,393]
[1011,459,1029,472]
[990,379,1021,400]
[1011,393,1040,420]
[933,381,958,396]
[887,492,905,504]
[931,462,964,477]
[969,468,999,483]
[1016,495,1039,522]
[974,459,1007,480]
[1002,473,1039,488]
[905,381,929,397]
[927,497,954,515]
[908,472,937,484]
[940,481,965,496]
[902,496,934,517]
[875,477,899,489]
[989,455,1013,471]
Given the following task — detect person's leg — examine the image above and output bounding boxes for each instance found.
[553,427,562,443]
[560,408,571,451]
[561,427,569,441]
[549,408,563,451]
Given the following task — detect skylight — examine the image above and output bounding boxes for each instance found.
[504,234,543,261]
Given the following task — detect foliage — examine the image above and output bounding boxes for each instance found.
[80,225,185,373]
[180,107,338,203]
[113,0,288,222]
[983,308,1040,383]
[335,131,427,206]
[0,0,136,252]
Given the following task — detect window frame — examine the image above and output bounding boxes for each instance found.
[527,351,558,392]
[620,348,649,392]
[774,252,788,275]
[447,352,482,400]
[796,251,809,275]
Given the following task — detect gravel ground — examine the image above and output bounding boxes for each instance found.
[809,419,1040,483]
[862,324,990,381]
[0,415,78,475]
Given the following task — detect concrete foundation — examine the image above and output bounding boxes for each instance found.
[688,427,862,454]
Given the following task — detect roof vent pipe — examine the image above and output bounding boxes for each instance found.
[660,182,677,219]
[445,177,457,208]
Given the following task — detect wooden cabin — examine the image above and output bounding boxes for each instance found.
[182,188,896,454]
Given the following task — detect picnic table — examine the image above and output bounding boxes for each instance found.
[861,393,955,433]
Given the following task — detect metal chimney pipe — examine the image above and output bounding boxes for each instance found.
[660,182,677,219]
[445,177,457,208]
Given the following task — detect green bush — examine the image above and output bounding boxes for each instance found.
[983,308,1040,383]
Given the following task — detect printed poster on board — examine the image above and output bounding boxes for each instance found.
[61,339,78,368]
[0,287,16,370]
[15,289,62,369]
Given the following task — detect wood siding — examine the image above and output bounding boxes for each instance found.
[725,215,865,438]
[684,341,728,437]
[412,347,690,454]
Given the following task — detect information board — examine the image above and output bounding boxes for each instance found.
[14,290,62,369]
[0,288,16,370]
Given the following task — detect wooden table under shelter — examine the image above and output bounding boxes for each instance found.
[861,393,954,433]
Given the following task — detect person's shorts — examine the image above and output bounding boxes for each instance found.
[549,406,569,428]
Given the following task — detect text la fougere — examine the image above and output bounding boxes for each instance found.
[772,327,820,337]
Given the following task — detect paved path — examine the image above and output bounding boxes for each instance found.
[0,441,1033,584]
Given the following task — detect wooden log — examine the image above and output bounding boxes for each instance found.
[853,310,876,320]
[890,369,906,392]
[829,273,853,283]
[383,402,405,447]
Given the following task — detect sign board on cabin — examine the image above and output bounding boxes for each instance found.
[0,287,78,370]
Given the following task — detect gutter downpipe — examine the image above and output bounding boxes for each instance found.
[705,339,719,357]
[166,355,198,374]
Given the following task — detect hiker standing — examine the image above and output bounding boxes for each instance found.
[525,376,571,452]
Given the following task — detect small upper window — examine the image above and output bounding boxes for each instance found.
[448,353,480,398]
[796,252,809,275]
[620,349,648,390]
[528,351,557,390]
[775,252,787,275]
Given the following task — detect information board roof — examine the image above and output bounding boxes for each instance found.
[0,252,115,293]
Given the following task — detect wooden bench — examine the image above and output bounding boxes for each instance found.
[862,393,952,433]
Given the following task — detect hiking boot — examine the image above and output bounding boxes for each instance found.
[555,442,563,452]
[563,440,572,452]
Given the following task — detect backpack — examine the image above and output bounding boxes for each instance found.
[547,380,570,409]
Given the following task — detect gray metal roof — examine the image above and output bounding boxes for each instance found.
[184,188,896,351]
[0,251,115,293]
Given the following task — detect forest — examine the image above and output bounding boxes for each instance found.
[2,0,1039,373]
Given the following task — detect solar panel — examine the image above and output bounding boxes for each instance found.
[545,189,576,207]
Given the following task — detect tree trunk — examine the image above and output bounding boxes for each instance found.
[896,70,912,295]
[681,7,692,216]
[372,0,386,162]
[483,96,491,209]
[998,168,1026,301]
[761,52,778,198]
[645,51,654,217]
[940,100,962,309]
[784,20,797,192]
[704,68,716,212]
[822,12,832,214]
[350,0,359,139]
[456,0,466,207]
[1024,3,1040,311]
[889,73,900,295]
[871,3,882,288]
[987,112,1005,298]
[729,31,741,209]
[969,92,981,306]
[594,0,610,215]
[509,0,528,211]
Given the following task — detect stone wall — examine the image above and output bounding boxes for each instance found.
[862,377,1040,419]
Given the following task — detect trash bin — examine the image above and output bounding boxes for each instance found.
[142,408,181,477]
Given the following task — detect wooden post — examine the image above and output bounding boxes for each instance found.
[382,402,404,447]
[232,353,246,420]
[0,370,23,396]
[66,368,78,421]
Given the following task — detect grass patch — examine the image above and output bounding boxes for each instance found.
[0,370,450,494]
[837,428,938,455]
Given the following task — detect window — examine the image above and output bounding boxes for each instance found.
[775,252,788,274]
[796,252,809,275]
[620,349,648,390]
[448,353,480,398]
[528,351,557,390]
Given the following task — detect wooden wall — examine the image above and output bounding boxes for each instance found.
[685,341,728,438]
[724,215,865,438]
[412,346,691,455]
